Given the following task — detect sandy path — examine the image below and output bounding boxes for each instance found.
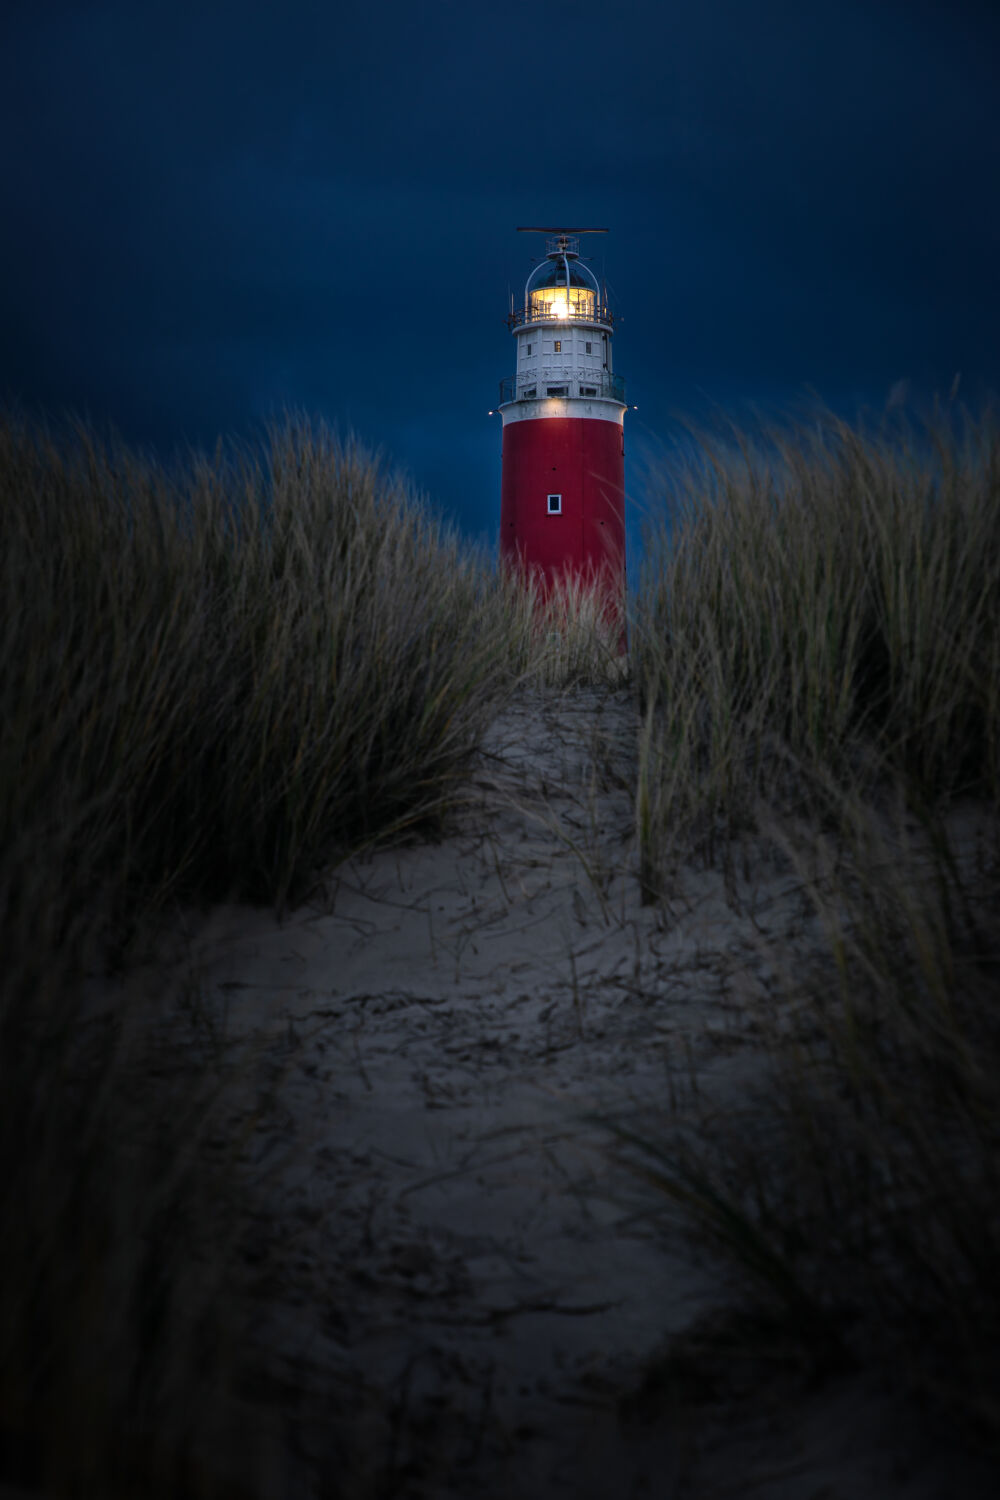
[149,688,991,1499]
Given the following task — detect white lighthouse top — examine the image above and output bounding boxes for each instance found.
[497,225,624,416]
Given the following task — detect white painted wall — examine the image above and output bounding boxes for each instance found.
[512,318,619,402]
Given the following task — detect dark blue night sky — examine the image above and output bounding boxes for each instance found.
[2,0,998,547]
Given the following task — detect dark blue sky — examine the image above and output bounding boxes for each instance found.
[2,0,998,547]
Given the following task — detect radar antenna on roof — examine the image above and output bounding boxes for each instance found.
[516,225,609,257]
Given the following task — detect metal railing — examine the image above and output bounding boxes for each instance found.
[498,372,625,404]
[507,305,615,330]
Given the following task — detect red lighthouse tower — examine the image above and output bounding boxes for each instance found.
[499,227,626,608]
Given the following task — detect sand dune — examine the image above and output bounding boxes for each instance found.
[102,687,993,1499]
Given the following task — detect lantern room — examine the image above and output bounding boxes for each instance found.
[525,248,600,323]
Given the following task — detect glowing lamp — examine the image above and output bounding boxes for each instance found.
[525,253,599,324]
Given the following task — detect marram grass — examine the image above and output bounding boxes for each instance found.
[0,412,525,930]
[621,407,1000,1451]
[0,408,621,1496]
[633,408,1000,884]
[11,397,998,1485]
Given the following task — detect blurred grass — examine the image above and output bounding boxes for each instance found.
[622,407,1000,1450]
[505,564,629,688]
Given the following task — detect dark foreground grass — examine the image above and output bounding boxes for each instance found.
[0,952,285,1497]
[0,408,629,1496]
[634,408,999,883]
[14,396,998,1488]
[623,408,1000,1451]
[0,411,543,1496]
[1,411,526,927]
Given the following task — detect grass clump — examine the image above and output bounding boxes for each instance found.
[0,409,527,1496]
[633,409,1000,882]
[1,410,521,928]
[504,564,629,688]
[623,408,1000,1450]
[0,948,282,1498]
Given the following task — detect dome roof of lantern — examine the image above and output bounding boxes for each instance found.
[525,254,600,298]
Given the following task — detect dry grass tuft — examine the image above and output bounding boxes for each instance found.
[621,407,1000,1450]
[0,409,546,1496]
[0,406,627,1494]
[503,564,629,688]
[0,411,528,928]
[633,408,999,888]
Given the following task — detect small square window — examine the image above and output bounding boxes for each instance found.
[547,493,562,514]
[585,341,592,354]
[554,339,561,352]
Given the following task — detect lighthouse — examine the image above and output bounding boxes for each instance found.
[498,227,626,612]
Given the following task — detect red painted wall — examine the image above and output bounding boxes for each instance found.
[500,416,625,592]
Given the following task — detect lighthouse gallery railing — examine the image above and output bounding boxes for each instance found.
[507,306,615,330]
[499,372,625,405]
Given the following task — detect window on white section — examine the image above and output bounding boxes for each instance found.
[547,494,562,514]
[585,341,592,354]
[554,340,561,353]
[526,343,532,354]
